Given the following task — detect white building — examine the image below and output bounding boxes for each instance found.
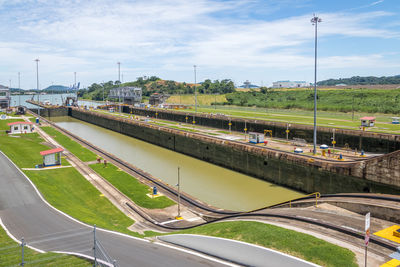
[40,147,64,167]
[272,81,309,88]
[7,121,34,134]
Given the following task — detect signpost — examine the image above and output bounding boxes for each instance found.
[365,212,370,267]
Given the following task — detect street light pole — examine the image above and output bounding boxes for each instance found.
[311,14,322,155]
[35,59,40,117]
[176,167,182,219]
[117,62,121,83]
[18,72,21,106]
[194,65,197,113]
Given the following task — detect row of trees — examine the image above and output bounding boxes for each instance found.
[78,76,235,100]
[318,75,400,86]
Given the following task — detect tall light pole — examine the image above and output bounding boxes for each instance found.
[311,14,321,155]
[193,65,197,113]
[18,72,21,106]
[117,62,121,83]
[176,167,182,220]
[74,72,77,87]
[117,62,121,113]
[35,59,40,117]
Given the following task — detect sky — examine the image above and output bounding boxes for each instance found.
[0,0,399,89]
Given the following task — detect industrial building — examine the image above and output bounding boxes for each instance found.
[109,87,142,105]
[272,81,309,88]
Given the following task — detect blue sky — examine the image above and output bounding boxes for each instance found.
[0,0,399,89]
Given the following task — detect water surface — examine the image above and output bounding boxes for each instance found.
[52,116,304,211]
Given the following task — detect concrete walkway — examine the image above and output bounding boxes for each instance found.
[158,234,320,267]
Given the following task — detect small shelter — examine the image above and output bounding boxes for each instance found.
[7,121,34,134]
[392,117,400,124]
[360,117,376,127]
[249,132,264,144]
[40,147,64,167]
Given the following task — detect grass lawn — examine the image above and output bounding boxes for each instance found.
[172,221,357,267]
[90,163,175,209]
[41,126,98,162]
[0,132,69,168]
[185,106,400,134]
[0,224,91,267]
[24,168,137,236]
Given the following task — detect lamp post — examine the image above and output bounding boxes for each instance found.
[117,62,121,83]
[176,167,182,220]
[117,62,121,113]
[311,14,322,155]
[18,72,21,106]
[35,59,40,117]
[194,65,197,113]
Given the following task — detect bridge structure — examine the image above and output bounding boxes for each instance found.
[109,87,142,105]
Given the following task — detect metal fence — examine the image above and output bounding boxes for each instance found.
[0,225,118,267]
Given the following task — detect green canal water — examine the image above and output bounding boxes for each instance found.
[51,116,304,211]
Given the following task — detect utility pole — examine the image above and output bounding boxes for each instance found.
[311,14,322,155]
[74,72,77,87]
[352,90,355,121]
[35,59,40,117]
[194,65,197,113]
[117,62,121,83]
[93,225,97,267]
[18,72,21,106]
[176,167,182,219]
[117,63,121,113]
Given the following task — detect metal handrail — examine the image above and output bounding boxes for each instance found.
[289,192,321,208]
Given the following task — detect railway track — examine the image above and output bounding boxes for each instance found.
[31,111,399,258]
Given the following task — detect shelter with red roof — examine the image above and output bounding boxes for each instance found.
[360,117,376,127]
[40,147,64,167]
[7,121,34,134]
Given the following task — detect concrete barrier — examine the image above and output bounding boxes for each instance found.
[68,108,400,195]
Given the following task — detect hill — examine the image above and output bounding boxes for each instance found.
[79,77,235,100]
[43,85,70,92]
[318,75,400,86]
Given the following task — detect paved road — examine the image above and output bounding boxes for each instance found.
[0,151,227,267]
[159,234,319,267]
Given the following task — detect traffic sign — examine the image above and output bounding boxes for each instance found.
[285,130,290,133]
[365,212,370,246]
[332,140,336,145]
[365,212,370,231]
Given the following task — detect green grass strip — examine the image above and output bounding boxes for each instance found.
[24,168,137,236]
[172,221,357,267]
[90,163,175,209]
[0,132,69,168]
[41,126,98,162]
[0,224,91,267]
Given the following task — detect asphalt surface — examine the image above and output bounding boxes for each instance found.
[159,234,319,267]
[0,151,227,267]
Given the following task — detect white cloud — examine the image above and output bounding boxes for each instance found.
[0,0,399,87]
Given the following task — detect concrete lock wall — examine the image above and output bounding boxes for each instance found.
[124,107,400,153]
[71,108,400,195]
[29,106,69,118]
